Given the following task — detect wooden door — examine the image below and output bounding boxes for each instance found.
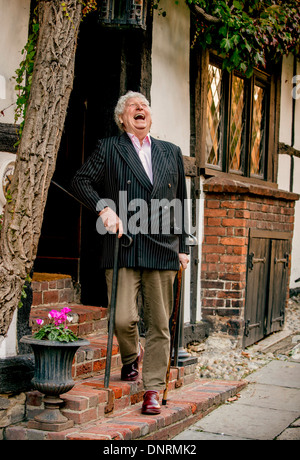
[267,238,290,334]
[244,236,270,347]
[244,230,291,347]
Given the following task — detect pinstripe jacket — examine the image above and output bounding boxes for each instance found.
[72,132,189,270]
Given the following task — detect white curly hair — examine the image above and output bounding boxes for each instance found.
[114,91,151,131]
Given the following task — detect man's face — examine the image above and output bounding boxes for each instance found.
[119,97,152,139]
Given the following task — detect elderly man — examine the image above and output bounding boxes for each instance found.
[72,91,189,415]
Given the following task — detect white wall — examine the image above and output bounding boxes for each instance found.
[279,56,294,146]
[150,0,190,156]
[278,55,300,289]
[0,0,31,124]
[294,59,300,151]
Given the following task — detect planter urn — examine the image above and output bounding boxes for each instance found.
[20,335,90,431]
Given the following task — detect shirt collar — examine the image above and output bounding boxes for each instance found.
[127,132,151,147]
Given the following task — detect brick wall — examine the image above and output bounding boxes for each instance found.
[201,177,299,339]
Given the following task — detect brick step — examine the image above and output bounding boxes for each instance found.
[5,378,247,440]
[31,272,78,307]
[16,273,228,440]
[25,363,195,425]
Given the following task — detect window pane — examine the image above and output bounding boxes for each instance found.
[250,84,266,178]
[229,75,246,174]
[206,64,223,168]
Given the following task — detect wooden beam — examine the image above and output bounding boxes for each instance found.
[0,123,19,153]
[279,142,300,159]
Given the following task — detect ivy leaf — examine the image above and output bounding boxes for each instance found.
[233,1,243,11]
[221,37,231,52]
[245,42,252,53]
[232,49,241,66]
[206,33,212,44]
[219,25,228,37]
[232,35,240,46]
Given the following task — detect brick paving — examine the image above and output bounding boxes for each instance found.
[5,379,246,440]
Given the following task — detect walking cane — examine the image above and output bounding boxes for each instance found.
[50,180,132,389]
[162,265,183,405]
[104,232,132,388]
[162,233,197,405]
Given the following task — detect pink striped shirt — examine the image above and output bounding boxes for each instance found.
[127,132,153,184]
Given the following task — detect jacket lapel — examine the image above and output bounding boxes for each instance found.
[150,137,170,198]
[114,133,171,196]
[114,133,153,193]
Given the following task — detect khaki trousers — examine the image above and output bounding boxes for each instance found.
[105,268,177,391]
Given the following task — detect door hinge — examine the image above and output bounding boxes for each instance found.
[271,309,285,326]
[274,252,289,269]
[248,252,266,271]
[244,319,261,337]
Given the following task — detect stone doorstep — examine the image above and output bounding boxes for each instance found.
[6,379,247,440]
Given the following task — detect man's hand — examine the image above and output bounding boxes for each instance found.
[179,253,189,270]
[99,207,123,237]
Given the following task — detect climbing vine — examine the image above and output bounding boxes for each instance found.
[188,0,300,76]
[14,7,39,142]
[14,1,97,142]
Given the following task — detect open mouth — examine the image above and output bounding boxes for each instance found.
[134,114,145,120]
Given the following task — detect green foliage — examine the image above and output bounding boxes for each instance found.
[188,0,300,76]
[14,9,39,143]
[18,273,32,309]
[34,322,79,342]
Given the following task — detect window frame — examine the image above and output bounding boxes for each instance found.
[192,50,280,187]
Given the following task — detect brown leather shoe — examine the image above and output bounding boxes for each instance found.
[141,390,161,415]
[121,343,144,382]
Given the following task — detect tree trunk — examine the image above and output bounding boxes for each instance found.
[0,0,82,336]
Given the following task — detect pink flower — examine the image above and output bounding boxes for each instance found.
[46,308,73,326]
[36,319,44,326]
[49,309,60,319]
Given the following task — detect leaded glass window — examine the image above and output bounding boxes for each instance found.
[205,56,269,180]
[229,75,246,174]
[206,64,223,168]
[250,84,267,178]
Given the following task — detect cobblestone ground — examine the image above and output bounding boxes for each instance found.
[188,295,300,381]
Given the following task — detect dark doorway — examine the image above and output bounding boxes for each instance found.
[35,10,152,306]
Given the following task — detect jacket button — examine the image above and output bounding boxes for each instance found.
[168,183,171,188]
[127,180,131,185]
